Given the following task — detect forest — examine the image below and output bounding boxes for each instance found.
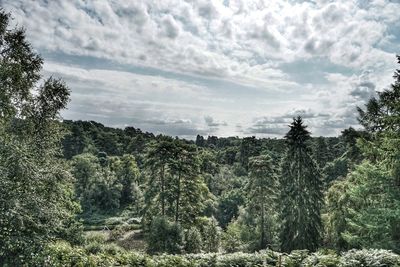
[0,9,400,267]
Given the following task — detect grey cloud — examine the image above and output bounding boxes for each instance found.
[247,108,338,137]
[350,81,376,100]
[282,108,330,119]
[162,15,180,39]
[204,115,228,127]
[197,1,219,19]
[349,70,377,101]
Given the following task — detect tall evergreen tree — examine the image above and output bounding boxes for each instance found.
[171,141,207,225]
[246,155,278,250]
[279,117,323,252]
[144,138,176,219]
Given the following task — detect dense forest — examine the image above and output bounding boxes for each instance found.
[0,9,399,267]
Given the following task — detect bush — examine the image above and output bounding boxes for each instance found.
[147,216,184,254]
[31,243,400,267]
[339,249,400,267]
[282,250,309,267]
[222,220,244,253]
[302,251,340,267]
[198,216,221,253]
[109,224,129,241]
[85,232,107,244]
[185,227,203,253]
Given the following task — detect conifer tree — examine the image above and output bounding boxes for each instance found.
[279,117,323,252]
[171,141,207,225]
[246,154,278,249]
[144,138,176,218]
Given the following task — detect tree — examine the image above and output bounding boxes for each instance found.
[147,216,183,254]
[0,10,80,264]
[313,137,330,170]
[342,162,400,251]
[246,155,278,250]
[216,189,245,229]
[238,136,261,171]
[195,134,205,147]
[184,227,203,253]
[200,216,221,252]
[171,141,207,225]
[357,56,400,133]
[322,156,349,189]
[111,154,140,207]
[324,177,352,251]
[62,123,91,159]
[332,55,400,252]
[279,117,323,252]
[71,153,122,214]
[144,138,176,219]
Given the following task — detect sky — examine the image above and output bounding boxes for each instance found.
[3,0,400,139]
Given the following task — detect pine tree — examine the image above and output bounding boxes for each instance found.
[144,138,176,219]
[170,141,206,225]
[246,154,278,249]
[279,117,323,252]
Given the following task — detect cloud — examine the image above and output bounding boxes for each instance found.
[162,14,180,39]
[204,115,228,127]
[5,0,398,86]
[3,0,399,138]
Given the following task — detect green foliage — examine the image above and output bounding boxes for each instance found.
[0,10,80,265]
[198,216,222,253]
[339,249,400,267]
[109,224,129,241]
[144,139,209,227]
[341,162,400,251]
[280,117,323,252]
[302,251,340,267]
[222,220,245,253]
[313,137,331,170]
[34,243,400,267]
[323,156,349,189]
[246,154,278,250]
[111,154,141,208]
[184,227,203,254]
[324,178,352,251]
[147,216,184,254]
[216,189,245,228]
[72,153,123,214]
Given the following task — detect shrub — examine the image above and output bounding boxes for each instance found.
[185,227,203,253]
[302,251,340,267]
[282,250,309,267]
[222,220,244,253]
[198,216,221,253]
[339,249,400,267]
[85,232,107,244]
[109,224,129,241]
[30,243,400,267]
[153,254,194,267]
[147,216,184,254]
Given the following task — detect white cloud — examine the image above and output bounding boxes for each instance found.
[3,0,400,138]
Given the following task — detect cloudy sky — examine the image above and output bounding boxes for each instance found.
[3,0,400,138]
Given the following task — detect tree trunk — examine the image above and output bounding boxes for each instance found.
[175,169,181,222]
[261,202,266,249]
[161,164,165,216]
